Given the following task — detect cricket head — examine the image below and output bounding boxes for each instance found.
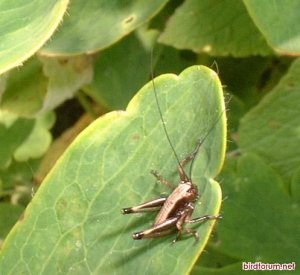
[180,181,198,202]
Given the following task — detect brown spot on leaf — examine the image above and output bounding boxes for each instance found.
[269,120,282,129]
[58,58,69,65]
[131,133,140,140]
[18,211,25,222]
[123,15,135,25]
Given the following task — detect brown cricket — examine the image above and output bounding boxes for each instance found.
[122,69,222,242]
[122,135,221,242]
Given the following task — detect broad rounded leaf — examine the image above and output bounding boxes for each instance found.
[41,0,169,56]
[0,66,226,274]
[244,0,300,55]
[216,154,300,263]
[0,0,69,75]
[239,58,300,181]
[159,0,272,56]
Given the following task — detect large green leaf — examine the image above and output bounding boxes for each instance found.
[239,58,300,182]
[192,262,289,275]
[0,0,69,75]
[41,0,169,56]
[215,154,300,265]
[0,66,226,274]
[159,0,272,56]
[291,166,300,202]
[244,0,300,55]
[0,203,24,241]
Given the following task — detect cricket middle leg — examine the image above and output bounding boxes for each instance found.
[122,197,167,214]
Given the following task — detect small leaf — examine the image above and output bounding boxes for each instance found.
[0,0,69,74]
[0,159,40,191]
[159,0,272,56]
[0,66,226,274]
[14,112,55,162]
[0,58,48,117]
[0,111,34,169]
[39,56,93,113]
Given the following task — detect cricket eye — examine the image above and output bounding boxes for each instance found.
[188,188,195,194]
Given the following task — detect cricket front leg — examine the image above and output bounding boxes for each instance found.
[122,197,167,214]
[178,145,200,181]
[151,170,175,190]
[133,216,179,240]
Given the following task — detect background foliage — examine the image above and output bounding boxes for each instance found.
[0,0,300,274]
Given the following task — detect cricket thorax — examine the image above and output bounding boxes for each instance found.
[181,181,198,201]
[154,182,198,225]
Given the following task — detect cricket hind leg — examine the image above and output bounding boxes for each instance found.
[122,197,167,214]
[132,216,179,240]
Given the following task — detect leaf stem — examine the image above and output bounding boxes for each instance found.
[76,90,98,119]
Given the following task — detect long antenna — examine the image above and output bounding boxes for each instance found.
[188,109,225,178]
[150,49,189,181]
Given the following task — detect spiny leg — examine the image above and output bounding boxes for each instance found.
[151,169,175,190]
[133,216,179,240]
[122,197,167,214]
[173,228,199,244]
[172,213,221,243]
[189,214,222,224]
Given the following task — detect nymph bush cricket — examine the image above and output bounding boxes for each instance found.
[122,57,223,243]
